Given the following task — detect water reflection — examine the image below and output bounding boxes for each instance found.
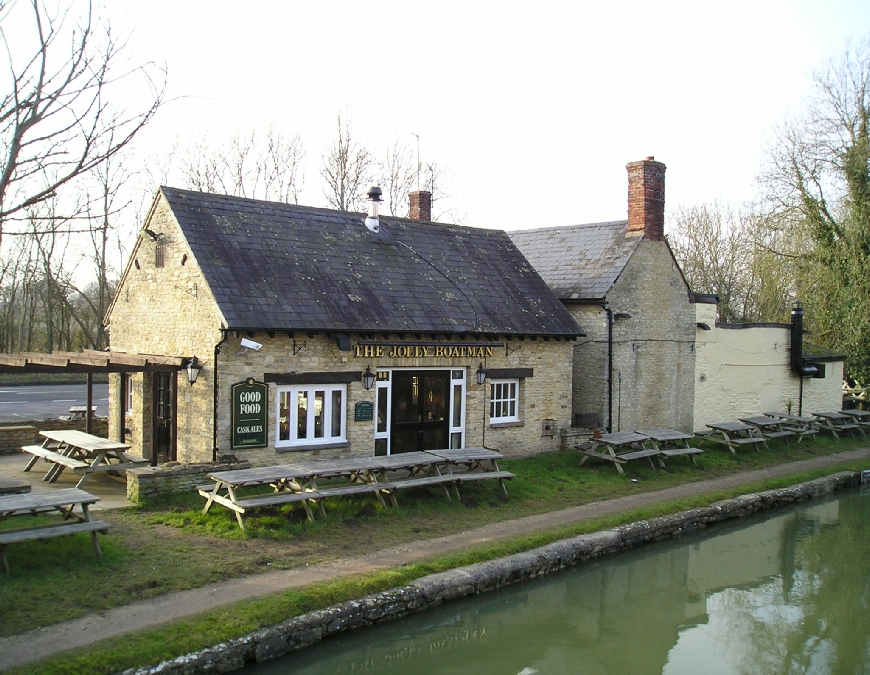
[248,489,870,675]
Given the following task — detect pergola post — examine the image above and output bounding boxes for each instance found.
[86,372,93,435]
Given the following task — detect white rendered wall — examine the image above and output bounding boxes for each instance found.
[693,303,843,431]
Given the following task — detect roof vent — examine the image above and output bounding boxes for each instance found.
[364,186,382,233]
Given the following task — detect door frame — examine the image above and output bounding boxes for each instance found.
[151,371,177,465]
[374,367,466,455]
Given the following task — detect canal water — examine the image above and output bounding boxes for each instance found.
[247,487,870,674]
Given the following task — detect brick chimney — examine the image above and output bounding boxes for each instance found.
[409,190,432,221]
[626,157,666,240]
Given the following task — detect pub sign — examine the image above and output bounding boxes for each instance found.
[231,378,268,448]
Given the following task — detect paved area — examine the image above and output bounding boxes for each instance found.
[0,451,132,509]
[1,447,869,670]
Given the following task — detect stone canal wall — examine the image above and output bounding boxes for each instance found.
[122,471,860,674]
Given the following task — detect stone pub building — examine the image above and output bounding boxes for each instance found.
[105,187,580,466]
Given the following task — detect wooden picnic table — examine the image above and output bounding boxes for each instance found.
[290,457,395,514]
[739,416,797,443]
[374,451,460,500]
[700,421,768,453]
[841,409,870,431]
[21,429,148,488]
[60,405,97,421]
[0,478,30,495]
[638,429,703,466]
[763,412,819,442]
[198,465,320,530]
[424,448,514,496]
[198,449,515,530]
[0,487,110,573]
[579,431,659,475]
[812,411,864,439]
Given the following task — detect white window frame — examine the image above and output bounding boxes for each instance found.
[490,378,520,423]
[275,384,347,448]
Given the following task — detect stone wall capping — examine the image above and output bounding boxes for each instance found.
[120,471,860,675]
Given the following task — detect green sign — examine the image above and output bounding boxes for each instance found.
[231,379,268,448]
[354,401,374,422]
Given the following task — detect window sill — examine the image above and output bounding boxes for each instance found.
[489,420,524,429]
[276,441,350,453]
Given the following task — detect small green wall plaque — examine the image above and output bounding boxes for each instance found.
[354,401,374,422]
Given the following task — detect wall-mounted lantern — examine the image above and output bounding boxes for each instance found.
[186,357,202,385]
[363,366,376,390]
[476,363,487,385]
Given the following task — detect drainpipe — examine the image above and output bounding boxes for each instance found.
[605,306,613,433]
[213,329,229,461]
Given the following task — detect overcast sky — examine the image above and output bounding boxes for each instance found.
[105,1,870,230]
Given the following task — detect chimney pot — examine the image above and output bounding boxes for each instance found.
[410,190,432,221]
[626,157,666,241]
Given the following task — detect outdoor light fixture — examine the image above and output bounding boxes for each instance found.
[363,366,376,390]
[186,357,201,385]
[476,363,487,385]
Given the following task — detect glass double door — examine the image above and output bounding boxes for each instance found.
[390,371,449,454]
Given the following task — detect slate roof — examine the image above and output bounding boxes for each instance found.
[159,187,579,336]
[508,221,640,301]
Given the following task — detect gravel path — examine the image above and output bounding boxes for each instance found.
[2,447,869,671]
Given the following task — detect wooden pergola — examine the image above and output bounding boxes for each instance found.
[0,350,187,435]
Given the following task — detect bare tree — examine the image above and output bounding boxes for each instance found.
[760,38,870,380]
[320,113,373,212]
[0,0,165,246]
[668,202,806,323]
[181,126,305,203]
[378,140,417,217]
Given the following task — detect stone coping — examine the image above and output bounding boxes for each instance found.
[121,470,859,675]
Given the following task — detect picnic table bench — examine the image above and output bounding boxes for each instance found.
[0,487,110,573]
[579,431,659,475]
[374,451,460,500]
[425,448,514,496]
[198,465,320,530]
[812,411,864,439]
[763,412,819,442]
[841,408,870,431]
[199,449,514,530]
[700,421,768,453]
[0,478,30,495]
[22,430,149,488]
[739,416,797,443]
[60,405,97,421]
[638,429,703,466]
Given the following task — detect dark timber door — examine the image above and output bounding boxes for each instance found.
[390,371,449,454]
[152,372,176,465]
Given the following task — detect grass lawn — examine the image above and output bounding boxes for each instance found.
[1,434,869,674]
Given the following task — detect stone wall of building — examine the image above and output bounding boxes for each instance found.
[567,240,695,433]
[606,240,695,432]
[568,304,608,431]
[214,333,574,465]
[105,192,226,464]
[693,303,844,430]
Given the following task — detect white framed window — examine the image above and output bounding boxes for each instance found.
[490,379,519,423]
[276,384,346,448]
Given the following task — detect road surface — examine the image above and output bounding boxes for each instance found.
[0,383,109,422]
